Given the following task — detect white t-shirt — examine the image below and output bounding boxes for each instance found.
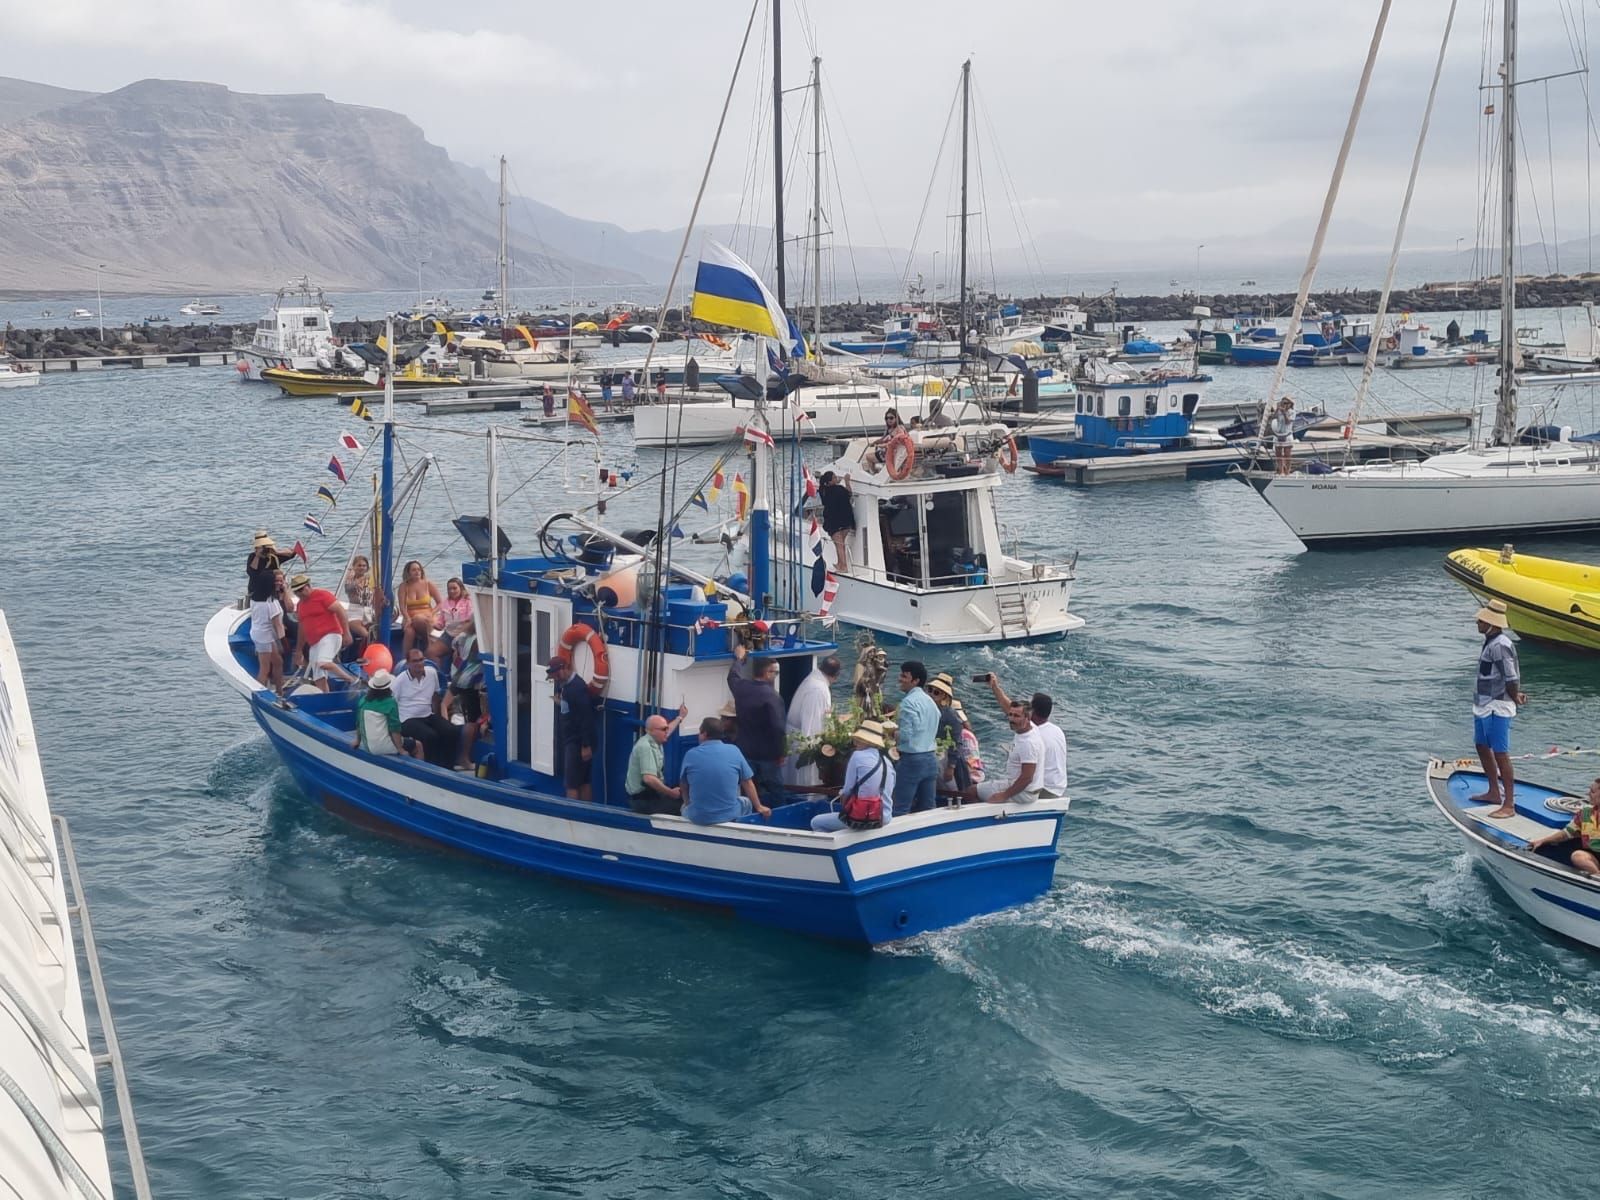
[1034,720,1068,794]
[1005,726,1044,795]
[248,598,282,646]
[391,664,439,721]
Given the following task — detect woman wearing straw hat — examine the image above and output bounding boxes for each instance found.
[811,721,896,833]
[1472,599,1528,819]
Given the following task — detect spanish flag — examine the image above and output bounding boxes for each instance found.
[568,389,599,436]
[733,473,749,520]
[514,325,540,350]
[707,469,724,504]
[690,241,789,340]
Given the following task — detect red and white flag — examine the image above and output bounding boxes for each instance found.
[740,424,775,448]
[339,431,363,452]
[817,571,839,619]
[802,465,818,499]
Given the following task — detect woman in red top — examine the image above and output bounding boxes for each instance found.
[290,574,357,691]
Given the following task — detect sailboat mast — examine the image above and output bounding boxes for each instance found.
[811,55,823,354]
[376,316,397,641]
[1494,0,1519,446]
[497,156,510,320]
[771,0,786,309]
[958,58,970,360]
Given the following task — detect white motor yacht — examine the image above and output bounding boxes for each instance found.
[233,278,337,380]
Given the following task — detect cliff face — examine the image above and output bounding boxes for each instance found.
[0,78,641,293]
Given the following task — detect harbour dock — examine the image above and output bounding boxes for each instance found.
[18,351,231,371]
[1029,431,1446,485]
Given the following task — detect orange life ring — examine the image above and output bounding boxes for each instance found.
[885,431,917,480]
[998,436,1019,473]
[559,622,610,693]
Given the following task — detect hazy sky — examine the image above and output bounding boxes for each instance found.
[9,0,1600,272]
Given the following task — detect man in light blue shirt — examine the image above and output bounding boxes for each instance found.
[680,718,771,825]
[891,660,939,816]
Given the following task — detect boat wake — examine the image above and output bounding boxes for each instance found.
[890,880,1600,1092]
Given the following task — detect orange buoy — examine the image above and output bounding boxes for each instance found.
[559,622,611,693]
[998,436,1019,473]
[885,431,917,480]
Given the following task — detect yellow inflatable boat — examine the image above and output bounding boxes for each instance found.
[1444,546,1600,651]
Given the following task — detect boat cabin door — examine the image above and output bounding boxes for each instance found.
[512,595,571,777]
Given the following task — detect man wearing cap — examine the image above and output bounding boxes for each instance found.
[681,717,769,825]
[891,660,939,816]
[728,642,788,809]
[784,655,842,787]
[549,655,599,801]
[290,574,358,691]
[393,647,458,768]
[626,704,689,814]
[1472,598,1529,819]
[812,721,896,832]
[351,670,420,759]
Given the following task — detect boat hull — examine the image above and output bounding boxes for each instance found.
[1427,761,1600,949]
[0,370,40,388]
[250,694,1065,944]
[1443,547,1600,651]
[1248,455,1600,546]
[632,390,986,447]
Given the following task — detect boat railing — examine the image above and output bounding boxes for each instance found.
[53,814,153,1200]
[845,559,1076,592]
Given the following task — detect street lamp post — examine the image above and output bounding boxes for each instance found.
[1194,243,1205,297]
[417,258,430,309]
[95,263,104,342]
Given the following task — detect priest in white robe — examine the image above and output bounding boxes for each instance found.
[784,655,842,786]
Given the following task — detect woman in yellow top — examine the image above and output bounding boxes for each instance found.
[1526,778,1600,877]
[397,559,442,657]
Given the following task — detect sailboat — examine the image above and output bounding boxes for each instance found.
[1245,0,1600,548]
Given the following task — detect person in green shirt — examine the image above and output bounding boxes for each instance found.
[626,704,688,814]
[351,671,420,759]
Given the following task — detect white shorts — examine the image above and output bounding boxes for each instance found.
[307,632,342,678]
[977,780,1039,804]
[252,637,277,654]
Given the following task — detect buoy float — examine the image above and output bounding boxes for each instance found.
[559,622,611,694]
[998,436,1019,473]
[885,431,917,480]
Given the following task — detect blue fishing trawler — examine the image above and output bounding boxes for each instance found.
[206,306,1070,946]
[1028,369,1219,468]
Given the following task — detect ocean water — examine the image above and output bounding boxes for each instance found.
[5,358,1600,1199]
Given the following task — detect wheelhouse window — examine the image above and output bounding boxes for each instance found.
[1144,395,1158,416]
[924,491,980,589]
[878,497,922,586]
[1118,395,1131,417]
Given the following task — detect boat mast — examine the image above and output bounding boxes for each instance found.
[811,54,823,356]
[1494,0,1519,446]
[375,316,397,640]
[497,156,510,320]
[771,0,786,309]
[958,58,971,363]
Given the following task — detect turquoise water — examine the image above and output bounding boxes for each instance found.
[6,362,1600,1199]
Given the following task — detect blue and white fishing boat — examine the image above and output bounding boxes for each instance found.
[205,308,1071,945]
[1228,312,1371,366]
[1427,759,1600,949]
[1028,369,1220,470]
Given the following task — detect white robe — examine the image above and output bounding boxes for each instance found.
[784,668,833,787]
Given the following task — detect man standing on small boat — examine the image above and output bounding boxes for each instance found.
[1472,599,1529,819]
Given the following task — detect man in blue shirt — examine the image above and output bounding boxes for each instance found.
[548,654,598,801]
[680,717,770,825]
[891,660,939,816]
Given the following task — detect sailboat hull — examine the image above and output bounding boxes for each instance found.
[1249,456,1600,546]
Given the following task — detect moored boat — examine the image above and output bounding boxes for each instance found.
[260,363,466,397]
[1443,545,1600,652]
[234,277,338,380]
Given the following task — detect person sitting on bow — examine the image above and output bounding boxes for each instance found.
[1525,778,1600,877]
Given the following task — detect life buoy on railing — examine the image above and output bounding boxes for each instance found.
[998,436,1019,474]
[885,431,917,480]
[559,622,611,694]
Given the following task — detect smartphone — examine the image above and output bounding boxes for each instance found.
[970,672,993,684]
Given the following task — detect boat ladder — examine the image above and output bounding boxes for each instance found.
[52,815,153,1200]
[995,585,1031,639]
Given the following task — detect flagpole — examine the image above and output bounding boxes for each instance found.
[376,315,397,647]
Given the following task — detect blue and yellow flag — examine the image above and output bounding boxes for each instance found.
[316,485,337,506]
[690,241,789,340]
